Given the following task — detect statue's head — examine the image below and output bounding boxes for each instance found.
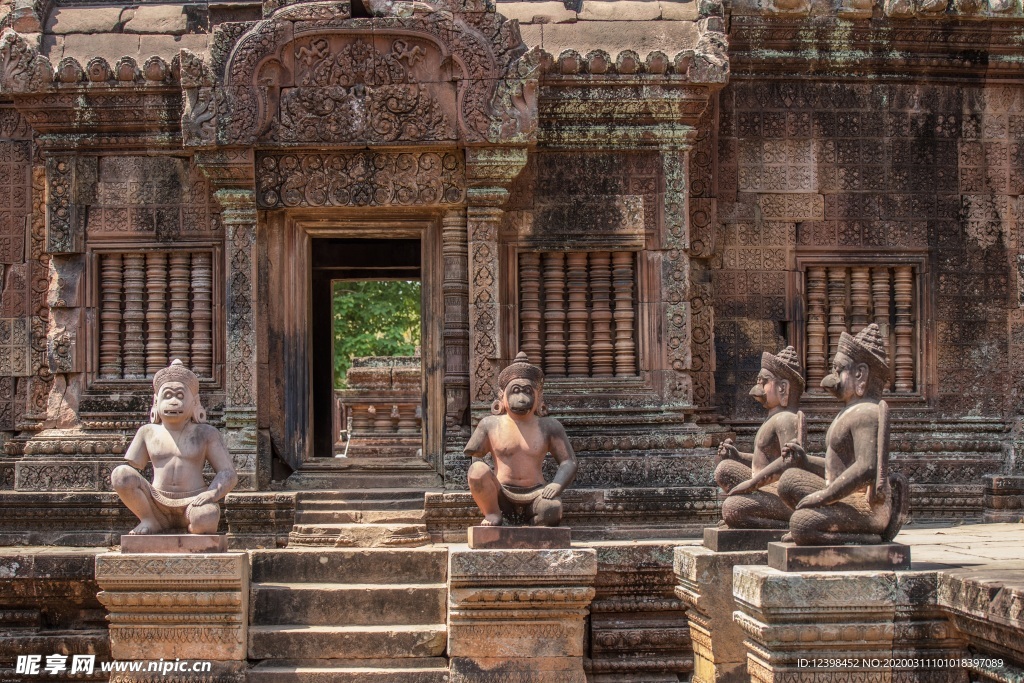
[151,359,207,425]
[493,352,546,417]
[752,346,804,410]
[822,324,890,402]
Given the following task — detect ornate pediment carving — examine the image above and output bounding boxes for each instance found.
[189,0,537,148]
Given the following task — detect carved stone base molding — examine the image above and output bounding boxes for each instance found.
[588,544,693,681]
[675,545,768,683]
[982,474,1024,522]
[447,548,597,683]
[939,570,1024,682]
[0,547,109,683]
[426,487,719,542]
[96,552,249,663]
[733,566,968,683]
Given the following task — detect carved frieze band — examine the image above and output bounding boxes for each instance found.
[255,151,466,209]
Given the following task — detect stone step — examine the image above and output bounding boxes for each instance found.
[250,547,448,585]
[247,658,449,683]
[295,509,426,525]
[298,488,434,505]
[251,582,447,627]
[249,625,447,661]
[288,523,430,548]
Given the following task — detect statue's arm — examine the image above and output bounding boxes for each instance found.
[716,438,754,464]
[124,426,151,470]
[544,420,577,498]
[797,423,876,509]
[202,427,238,503]
[463,418,493,458]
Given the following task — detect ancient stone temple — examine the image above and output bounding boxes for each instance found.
[0,0,1022,679]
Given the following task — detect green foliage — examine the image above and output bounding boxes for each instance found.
[333,280,421,388]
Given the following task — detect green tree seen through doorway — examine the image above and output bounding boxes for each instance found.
[333,280,422,389]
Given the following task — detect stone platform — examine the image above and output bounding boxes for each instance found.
[120,533,228,553]
[703,527,787,552]
[767,541,911,571]
[467,525,571,549]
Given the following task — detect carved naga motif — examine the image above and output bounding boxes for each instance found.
[203,0,537,147]
[0,28,52,93]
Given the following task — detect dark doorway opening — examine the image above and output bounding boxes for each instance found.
[311,238,422,457]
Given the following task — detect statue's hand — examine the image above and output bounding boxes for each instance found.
[781,441,806,465]
[189,490,218,508]
[716,439,738,463]
[727,478,757,496]
[541,483,562,499]
[795,490,828,510]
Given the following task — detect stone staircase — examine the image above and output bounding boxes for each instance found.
[288,489,436,547]
[247,547,449,682]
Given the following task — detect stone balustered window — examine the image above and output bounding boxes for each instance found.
[94,248,217,382]
[800,262,921,394]
[517,250,638,379]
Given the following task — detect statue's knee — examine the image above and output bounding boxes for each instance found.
[467,461,492,485]
[721,496,746,525]
[188,504,220,534]
[534,498,562,527]
[111,465,142,492]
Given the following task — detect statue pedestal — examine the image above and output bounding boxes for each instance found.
[675,544,769,683]
[448,548,596,683]
[467,525,571,549]
[95,552,249,663]
[768,542,911,572]
[733,565,967,683]
[120,533,228,553]
[703,527,787,552]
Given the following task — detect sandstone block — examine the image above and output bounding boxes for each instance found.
[675,545,768,683]
[498,2,578,24]
[123,4,189,34]
[467,525,571,549]
[45,7,126,35]
[448,548,596,682]
[120,534,228,554]
[703,527,787,552]
[95,552,248,661]
[767,542,911,572]
[579,0,663,20]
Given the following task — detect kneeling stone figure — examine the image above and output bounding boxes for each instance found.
[464,352,577,527]
[111,360,237,535]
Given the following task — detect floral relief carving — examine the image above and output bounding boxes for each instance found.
[256,151,465,208]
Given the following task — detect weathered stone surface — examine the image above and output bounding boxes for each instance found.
[120,533,228,553]
[767,542,911,572]
[449,548,596,682]
[122,5,188,34]
[983,474,1024,522]
[468,525,571,549]
[675,545,768,683]
[704,527,787,552]
[96,551,249,661]
[45,7,126,35]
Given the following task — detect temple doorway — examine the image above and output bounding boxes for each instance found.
[310,238,423,458]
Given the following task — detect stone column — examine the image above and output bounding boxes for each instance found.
[733,565,968,683]
[215,188,258,492]
[95,552,249,680]
[448,547,597,683]
[675,545,768,683]
[442,208,470,438]
[464,147,528,417]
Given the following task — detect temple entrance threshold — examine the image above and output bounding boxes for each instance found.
[264,218,445,545]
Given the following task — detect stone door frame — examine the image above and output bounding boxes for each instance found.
[263,209,447,474]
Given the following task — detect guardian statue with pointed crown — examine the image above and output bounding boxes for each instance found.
[464,352,577,527]
[777,324,910,545]
[111,360,237,535]
[715,345,808,529]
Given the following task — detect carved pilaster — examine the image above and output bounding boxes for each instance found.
[216,187,258,489]
[661,148,694,407]
[805,266,828,391]
[465,147,528,415]
[442,210,470,432]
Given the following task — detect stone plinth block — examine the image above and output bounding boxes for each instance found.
[704,527,787,552]
[983,474,1024,522]
[675,544,768,683]
[768,542,911,572]
[448,548,597,683]
[733,566,968,683]
[120,534,228,554]
[95,552,249,661]
[468,525,571,549]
